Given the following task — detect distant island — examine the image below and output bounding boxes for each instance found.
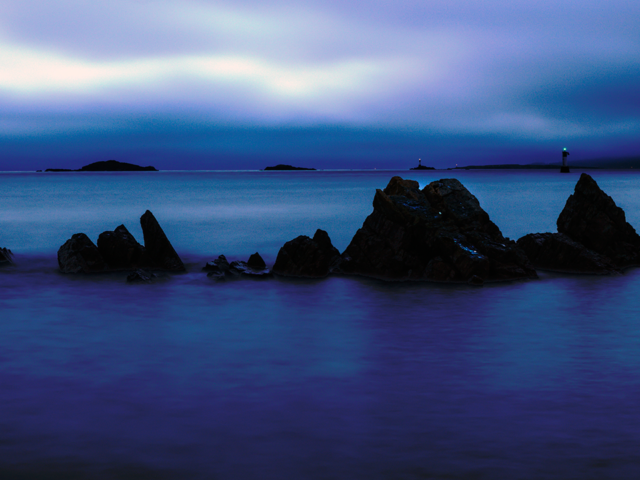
[44,160,158,172]
[263,164,316,171]
[410,159,435,170]
[450,163,596,170]
[410,165,435,170]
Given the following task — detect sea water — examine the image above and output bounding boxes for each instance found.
[2,169,640,479]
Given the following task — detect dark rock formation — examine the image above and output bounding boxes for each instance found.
[517,233,617,274]
[557,173,640,268]
[0,247,14,265]
[204,255,231,280]
[58,233,106,273]
[247,252,266,270]
[272,229,341,278]
[264,164,316,171]
[58,210,184,274]
[339,176,537,283]
[127,269,157,283]
[46,160,157,172]
[204,253,271,279]
[140,210,185,272]
[97,225,146,269]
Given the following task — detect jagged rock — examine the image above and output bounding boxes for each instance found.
[97,225,145,270]
[203,255,230,273]
[339,176,537,282]
[126,269,157,283]
[58,233,106,273]
[517,232,617,274]
[140,210,185,271]
[0,247,14,265]
[272,229,341,278]
[557,173,640,268]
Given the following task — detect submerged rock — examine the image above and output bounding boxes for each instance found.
[517,232,617,274]
[127,269,157,283]
[339,176,537,283]
[557,173,640,268]
[272,229,341,278]
[0,247,14,265]
[140,210,185,271]
[97,224,146,270]
[58,233,106,273]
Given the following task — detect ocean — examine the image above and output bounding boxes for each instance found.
[2,169,640,479]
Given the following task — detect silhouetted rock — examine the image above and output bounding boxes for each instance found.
[0,247,14,265]
[339,176,536,283]
[97,225,146,270]
[557,173,640,268]
[247,252,266,270]
[140,210,185,272]
[204,254,271,279]
[517,232,617,274]
[272,229,341,278]
[58,233,106,273]
[127,269,157,283]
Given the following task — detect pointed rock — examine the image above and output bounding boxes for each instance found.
[97,224,145,270]
[272,229,341,278]
[140,210,185,271]
[557,173,640,268]
[58,233,106,273]
[339,176,536,282]
[247,252,266,270]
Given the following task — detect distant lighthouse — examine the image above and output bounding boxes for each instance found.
[560,148,570,173]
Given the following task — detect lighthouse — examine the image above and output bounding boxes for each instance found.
[560,148,570,173]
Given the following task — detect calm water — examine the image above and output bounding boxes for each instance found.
[2,169,640,479]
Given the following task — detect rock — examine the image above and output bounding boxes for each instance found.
[204,254,271,279]
[140,210,185,271]
[127,269,157,283]
[517,232,617,274]
[339,176,537,283]
[58,233,106,273]
[203,255,230,271]
[247,252,266,270]
[0,247,14,265]
[97,225,146,270]
[272,229,341,278]
[557,173,640,268]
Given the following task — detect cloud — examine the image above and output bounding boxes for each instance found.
[0,0,639,167]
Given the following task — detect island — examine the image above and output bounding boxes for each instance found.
[410,165,435,170]
[263,164,316,171]
[44,160,158,172]
[410,159,435,170]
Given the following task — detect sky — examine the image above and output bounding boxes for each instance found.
[1,0,639,170]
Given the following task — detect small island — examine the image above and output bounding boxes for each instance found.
[410,159,435,170]
[263,164,316,171]
[44,160,158,172]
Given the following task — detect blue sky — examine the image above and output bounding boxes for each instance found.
[1,0,638,170]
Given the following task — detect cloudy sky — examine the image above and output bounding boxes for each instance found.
[1,0,638,170]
